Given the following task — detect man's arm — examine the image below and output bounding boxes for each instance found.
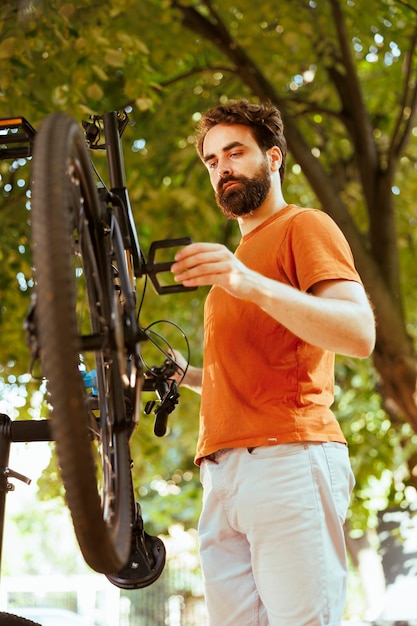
[255,276,375,358]
[180,364,203,394]
[171,350,203,394]
[172,242,375,359]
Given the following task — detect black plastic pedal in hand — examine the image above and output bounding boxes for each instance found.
[146,237,197,294]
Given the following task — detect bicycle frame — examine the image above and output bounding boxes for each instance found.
[89,111,194,296]
[102,111,143,280]
[83,111,193,432]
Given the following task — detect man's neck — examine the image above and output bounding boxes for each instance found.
[237,193,288,236]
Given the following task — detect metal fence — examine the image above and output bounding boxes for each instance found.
[121,560,208,626]
[0,560,208,626]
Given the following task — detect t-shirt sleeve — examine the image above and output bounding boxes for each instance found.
[282,209,362,292]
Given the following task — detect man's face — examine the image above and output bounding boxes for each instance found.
[202,124,272,219]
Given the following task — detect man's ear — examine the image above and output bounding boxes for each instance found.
[267,146,282,172]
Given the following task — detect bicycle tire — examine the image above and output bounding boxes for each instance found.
[0,613,40,626]
[30,112,133,574]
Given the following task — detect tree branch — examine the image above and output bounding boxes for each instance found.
[396,0,417,16]
[327,0,379,192]
[170,0,278,99]
[158,64,235,89]
[389,23,417,165]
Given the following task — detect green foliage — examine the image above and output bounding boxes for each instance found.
[0,0,155,121]
[1,0,417,539]
[334,357,417,530]
[4,497,87,575]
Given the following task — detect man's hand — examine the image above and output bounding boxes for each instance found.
[171,242,254,298]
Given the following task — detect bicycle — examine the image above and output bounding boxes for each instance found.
[0,110,195,611]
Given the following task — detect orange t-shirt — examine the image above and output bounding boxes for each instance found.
[195,205,362,464]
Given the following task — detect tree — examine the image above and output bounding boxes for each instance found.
[1,0,417,548]
[148,0,417,428]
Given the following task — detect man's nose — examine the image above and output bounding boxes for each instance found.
[218,162,232,177]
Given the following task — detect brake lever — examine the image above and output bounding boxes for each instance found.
[143,360,180,436]
[153,380,179,437]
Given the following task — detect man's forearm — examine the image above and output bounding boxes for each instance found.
[181,365,203,394]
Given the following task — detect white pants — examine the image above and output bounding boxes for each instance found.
[198,443,355,626]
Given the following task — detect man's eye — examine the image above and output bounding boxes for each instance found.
[208,161,217,169]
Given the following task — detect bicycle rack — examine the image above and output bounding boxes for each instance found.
[0,414,53,577]
[0,413,169,590]
[0,117,36,160]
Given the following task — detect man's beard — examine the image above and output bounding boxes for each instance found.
[215,159,271,219]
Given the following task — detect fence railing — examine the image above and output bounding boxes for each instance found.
[0,562,208,626]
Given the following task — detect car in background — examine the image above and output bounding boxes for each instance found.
[10,608,102,626]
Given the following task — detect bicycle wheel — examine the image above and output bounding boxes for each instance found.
[0,614,40,626]
[30,112,133,574]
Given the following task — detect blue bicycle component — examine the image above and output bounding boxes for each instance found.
[81,370,98,396]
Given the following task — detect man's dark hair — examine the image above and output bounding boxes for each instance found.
[196,99,288,183]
